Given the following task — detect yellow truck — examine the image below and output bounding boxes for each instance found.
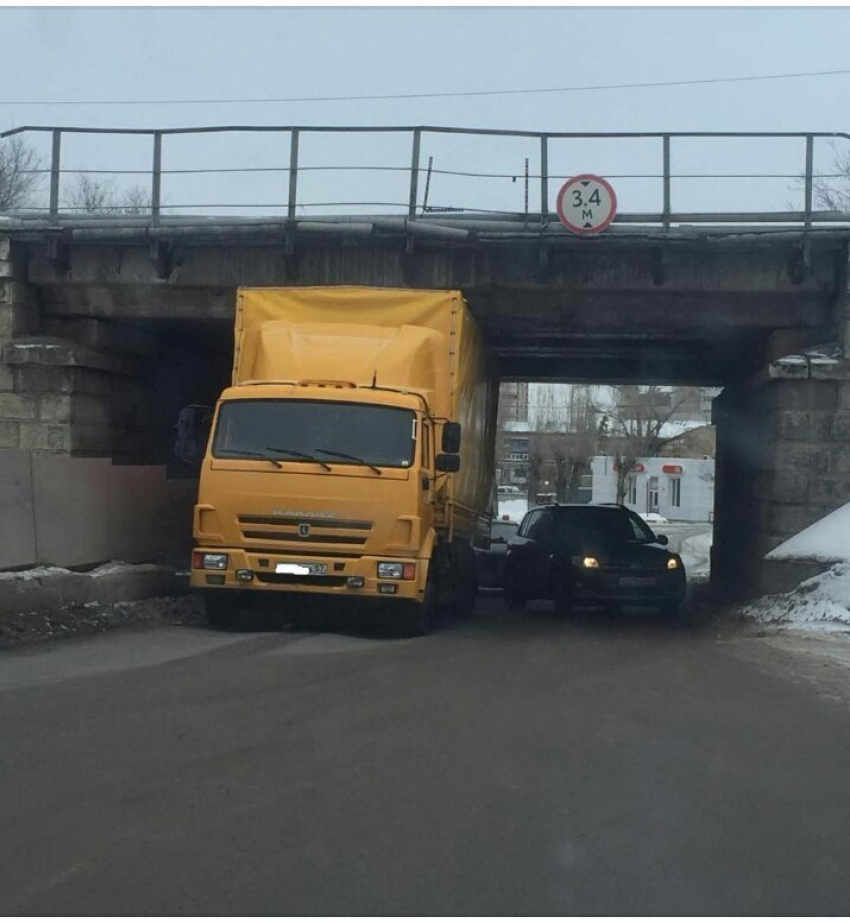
[190,286,499,634]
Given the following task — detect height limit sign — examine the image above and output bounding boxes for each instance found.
[555,174,617,235]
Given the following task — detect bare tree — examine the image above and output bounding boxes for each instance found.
[63,174,152,215]
[0,136,42,210]
[792,142,850,213]
[596,385,688,504]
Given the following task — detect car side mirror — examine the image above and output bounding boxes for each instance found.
[655,533,669,546]
[442,422,462,454]
[435,453,461,473]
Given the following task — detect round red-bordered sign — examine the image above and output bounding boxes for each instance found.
[556,174,618,235]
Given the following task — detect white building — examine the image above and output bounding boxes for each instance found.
[591,455,715,523]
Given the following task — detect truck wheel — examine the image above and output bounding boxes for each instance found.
[503,570,526,612]
[452,559,478,621]
[204,593,235,630]
[404,571,439,637]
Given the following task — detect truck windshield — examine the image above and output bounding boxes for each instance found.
[213,399,416,469]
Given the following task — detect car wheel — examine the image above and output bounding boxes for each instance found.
[503,569,526,612]
[660,600,685,621]
[553,577,573,617]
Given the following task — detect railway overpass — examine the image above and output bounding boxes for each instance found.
[3,123,850,597]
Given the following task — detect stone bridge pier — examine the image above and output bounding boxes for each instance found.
[712,362,850,598]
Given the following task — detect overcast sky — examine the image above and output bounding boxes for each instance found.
[3,6,850,216]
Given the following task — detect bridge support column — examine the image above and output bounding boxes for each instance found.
[712,359,850,599]
[0,237,151,458]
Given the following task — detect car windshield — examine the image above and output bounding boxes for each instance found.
[555,508,656,549]
[213,400,416,469]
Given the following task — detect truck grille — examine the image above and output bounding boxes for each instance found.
[237,515,374,548]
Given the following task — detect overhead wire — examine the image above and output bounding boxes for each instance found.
[2,67,850,106]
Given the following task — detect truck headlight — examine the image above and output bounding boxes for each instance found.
[202,553,228,570]
[377,562,416,580]
[667,557,680,570]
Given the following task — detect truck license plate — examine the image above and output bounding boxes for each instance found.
[275,562,328,576]
[619,576,656,588]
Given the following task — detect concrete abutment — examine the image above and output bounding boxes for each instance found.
[712,363,850,599]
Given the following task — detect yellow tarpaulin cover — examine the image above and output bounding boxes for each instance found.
[233,285,498,523]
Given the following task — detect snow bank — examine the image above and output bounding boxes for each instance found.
[640,512,669,524]
[0,561,163,582]
[680,531,712,577]
[745,563,850,633]
[767,501,850,565]
[0,566,73,583]
[498,499,528,523]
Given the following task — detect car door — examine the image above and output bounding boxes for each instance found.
[529,510,556,592]
[508,509,556,599]
[506,510,541,596]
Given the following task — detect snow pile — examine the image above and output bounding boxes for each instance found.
[640,512,669,524]
[772,343,842,370]
[88,562,162,578]
[766,501,850,565]
[745,563,850,633]
[498,498,528,523]
[680,532,712,578]
[0,566,73,582]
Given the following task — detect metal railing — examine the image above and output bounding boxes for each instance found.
[3,124,850,229]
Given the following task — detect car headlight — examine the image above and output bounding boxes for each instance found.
[571,555,599,569]
[667,557,680,570]
[202,553,228,570]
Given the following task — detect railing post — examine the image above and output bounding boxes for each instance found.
[540,134,549,223]
[49,129,61,218]
[662,134,671,229]
[151,131,162,226]
[523,157,529,225]
[804,134,814,228]
[408,128,422,218]
[288,129,300,220]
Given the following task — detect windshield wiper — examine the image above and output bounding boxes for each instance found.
[314,447,383,475]
[216,448,283,469]
[266,445,332,471]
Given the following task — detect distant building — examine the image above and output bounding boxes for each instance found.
[591,455,715,523]
[497,382,529,427]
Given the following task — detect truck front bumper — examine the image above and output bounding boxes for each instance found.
[190,548,425,601]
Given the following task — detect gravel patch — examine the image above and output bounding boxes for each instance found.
[0,595,205,650]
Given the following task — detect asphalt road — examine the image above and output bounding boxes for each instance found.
[2,597,850,915]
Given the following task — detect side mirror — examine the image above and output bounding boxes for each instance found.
[435,453,461,473]
[174,404,214,467]
[442,422,462,454]
[655,534,669,546]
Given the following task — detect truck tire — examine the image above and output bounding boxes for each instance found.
[451,544,478,621]
[204,592,235,630]
[404,584,436,637]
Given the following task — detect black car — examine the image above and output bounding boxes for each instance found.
[475,519,520,589]
[503,503,687,618]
